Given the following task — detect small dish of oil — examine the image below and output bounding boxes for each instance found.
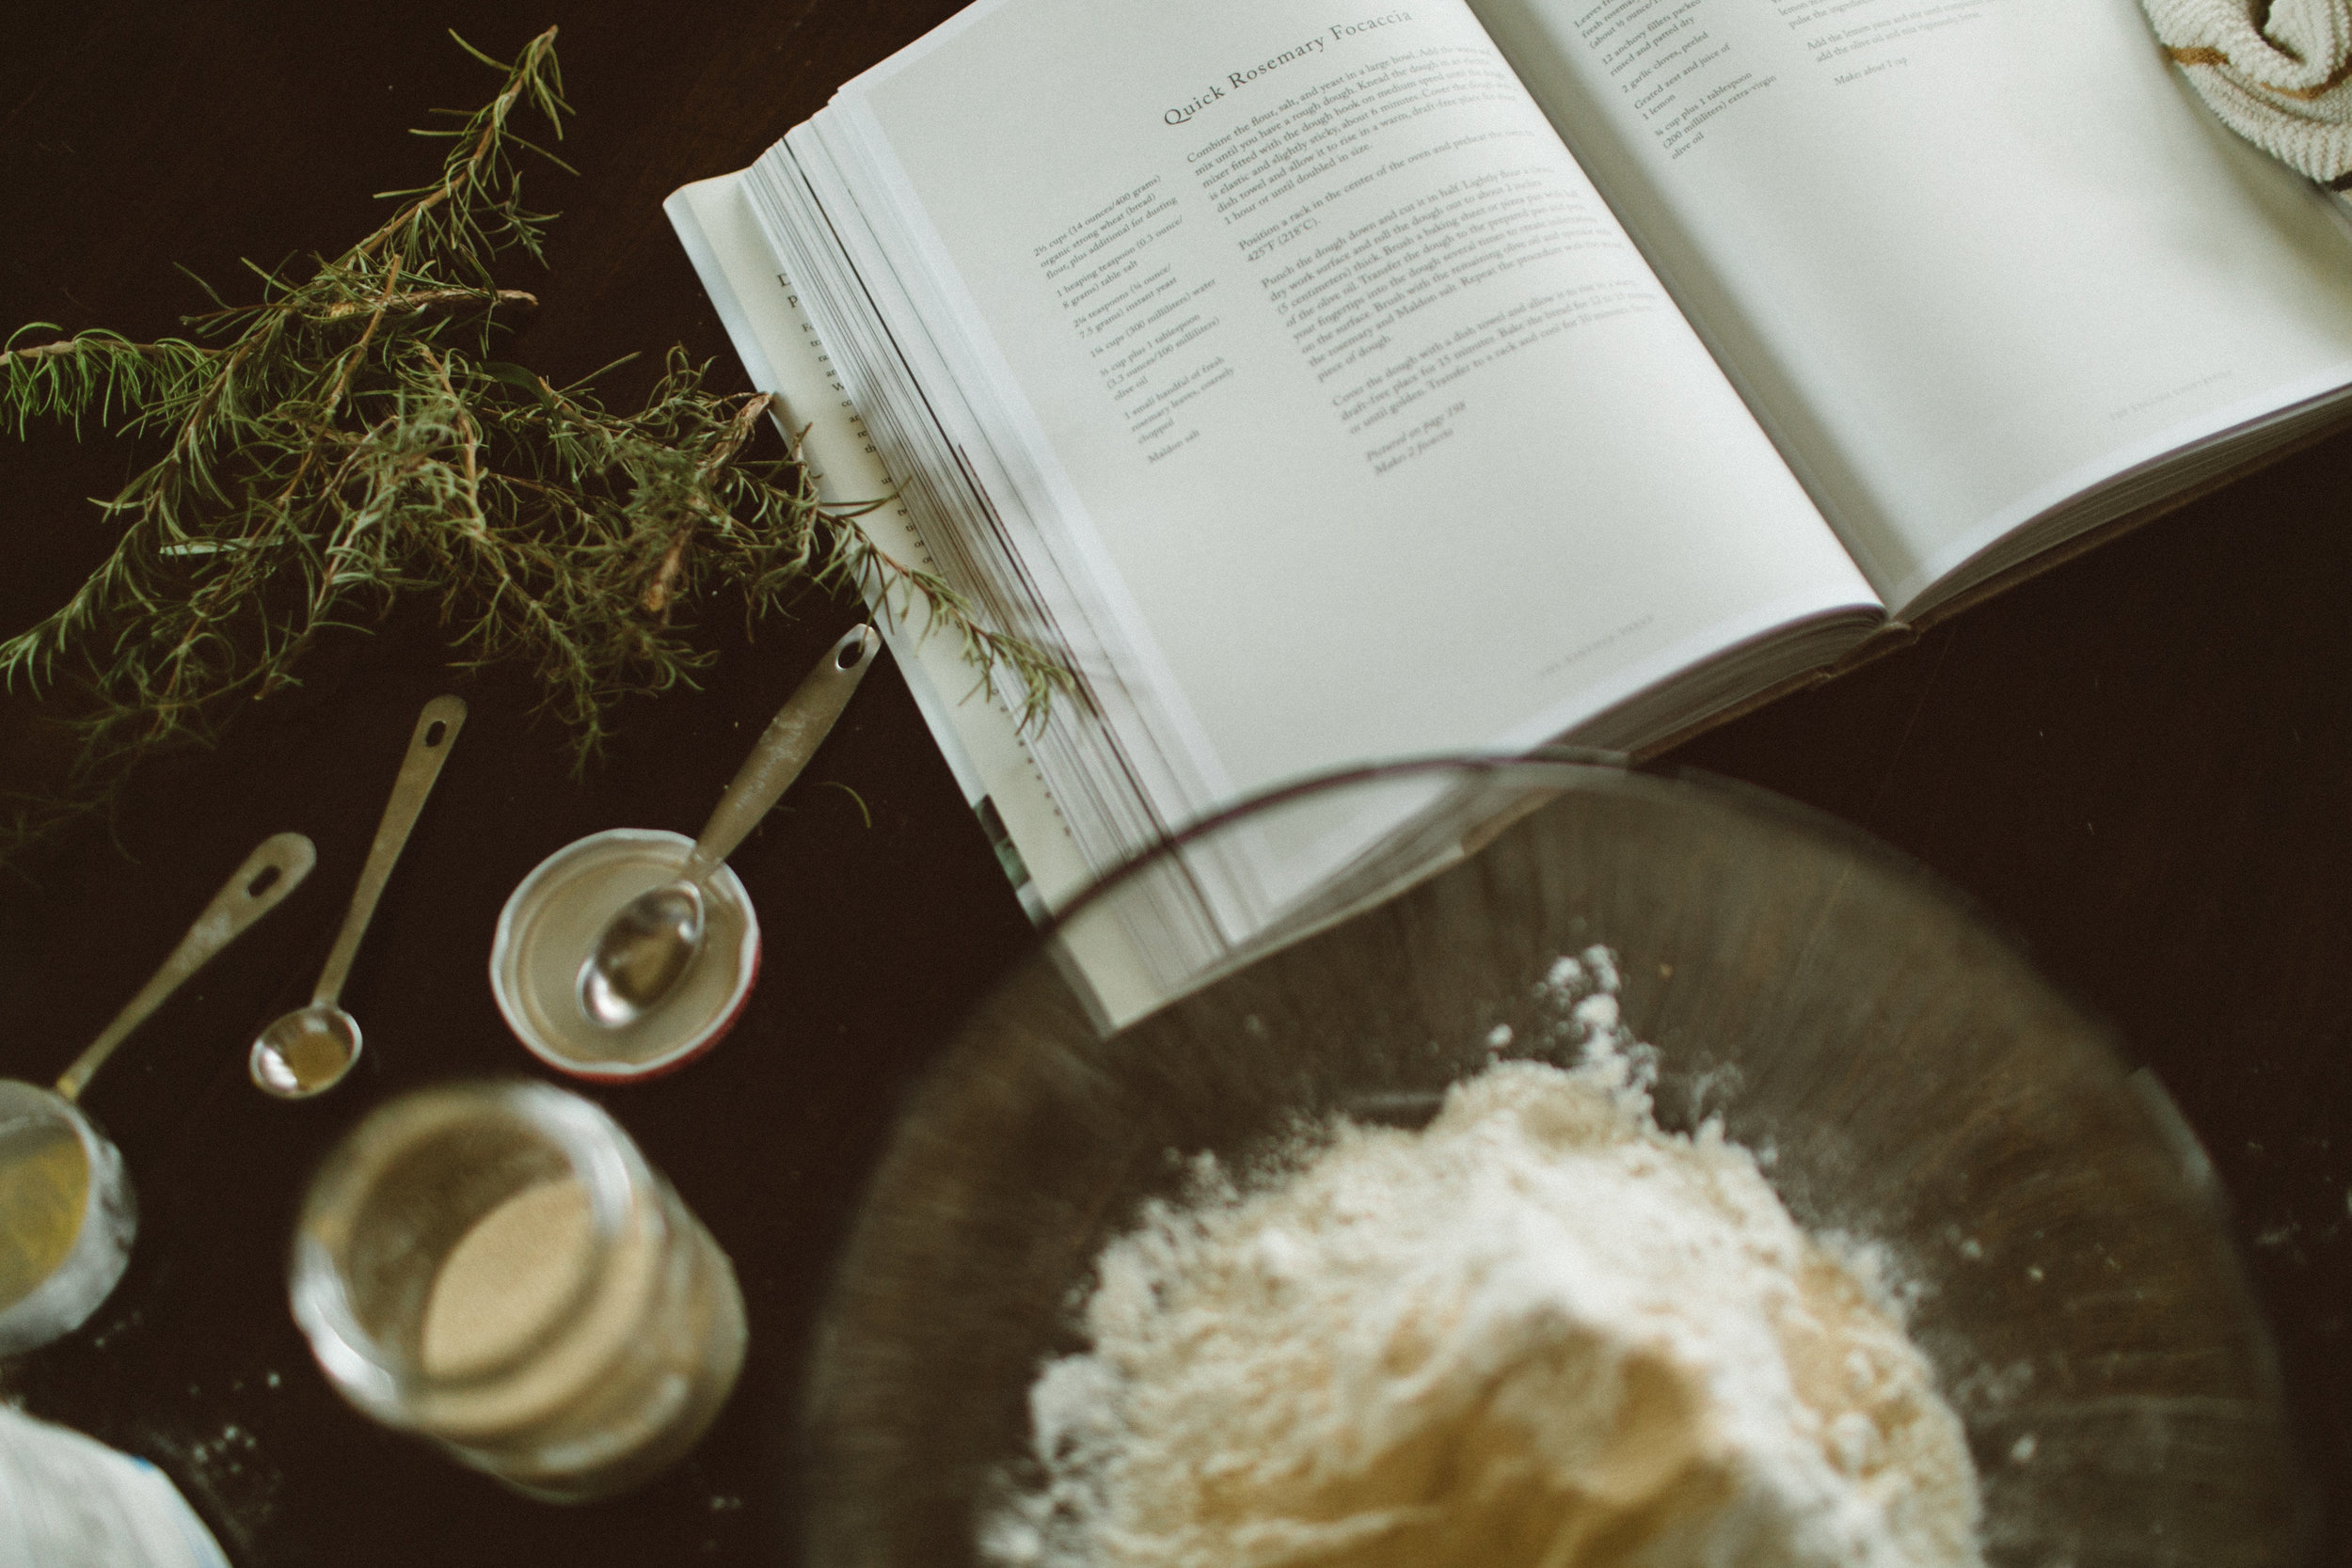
[489,828,760,1082]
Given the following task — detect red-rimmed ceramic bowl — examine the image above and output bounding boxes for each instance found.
[490,829,760,1082]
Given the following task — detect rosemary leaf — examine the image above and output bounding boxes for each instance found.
[0,25,1069,871]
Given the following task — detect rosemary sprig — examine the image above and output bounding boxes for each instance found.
[1,26,1068,868]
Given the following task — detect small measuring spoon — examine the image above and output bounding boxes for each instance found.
[250,696,466,1100]
[578,626,878,1028]
[1,832,314,1355]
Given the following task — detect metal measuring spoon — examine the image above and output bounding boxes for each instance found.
[2,832,313,1355]
[578,626,878,1029]
[249,696,466,1099]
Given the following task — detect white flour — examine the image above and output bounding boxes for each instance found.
[981,950,1982,1568]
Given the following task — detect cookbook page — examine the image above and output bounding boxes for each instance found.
[821,0,1879,837]
[1470,0,2352,614]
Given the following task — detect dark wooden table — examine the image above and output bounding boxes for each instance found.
[3,4,2345,1563]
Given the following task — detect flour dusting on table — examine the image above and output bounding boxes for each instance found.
[980,949,1982,1568]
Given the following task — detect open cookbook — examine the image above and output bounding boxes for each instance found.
[670,0,2352,1023]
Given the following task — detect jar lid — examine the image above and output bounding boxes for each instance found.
[489,829,760,1081]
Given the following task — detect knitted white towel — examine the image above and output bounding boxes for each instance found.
[2142,0,2352,190]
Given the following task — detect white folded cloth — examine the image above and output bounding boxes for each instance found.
[0,1407,230,1568]
[2142,0,2352,192]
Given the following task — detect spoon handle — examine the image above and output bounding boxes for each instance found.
[56,832,318,1102]
[312,695,468,1009]
[681,626,879,885]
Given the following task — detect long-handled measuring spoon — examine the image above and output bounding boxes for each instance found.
[1,832,314,1355]
[577,626,878,1029]
[249,696,466,1100]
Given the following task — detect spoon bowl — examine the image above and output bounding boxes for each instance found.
[249,1006,362,1100]
[579,884,705,1029]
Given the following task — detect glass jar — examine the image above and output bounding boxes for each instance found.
[288,1080,745,1502]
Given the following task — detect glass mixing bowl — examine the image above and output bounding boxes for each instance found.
[798,755,2298,1567]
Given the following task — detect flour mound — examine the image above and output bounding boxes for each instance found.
[979,952,1982,1568]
